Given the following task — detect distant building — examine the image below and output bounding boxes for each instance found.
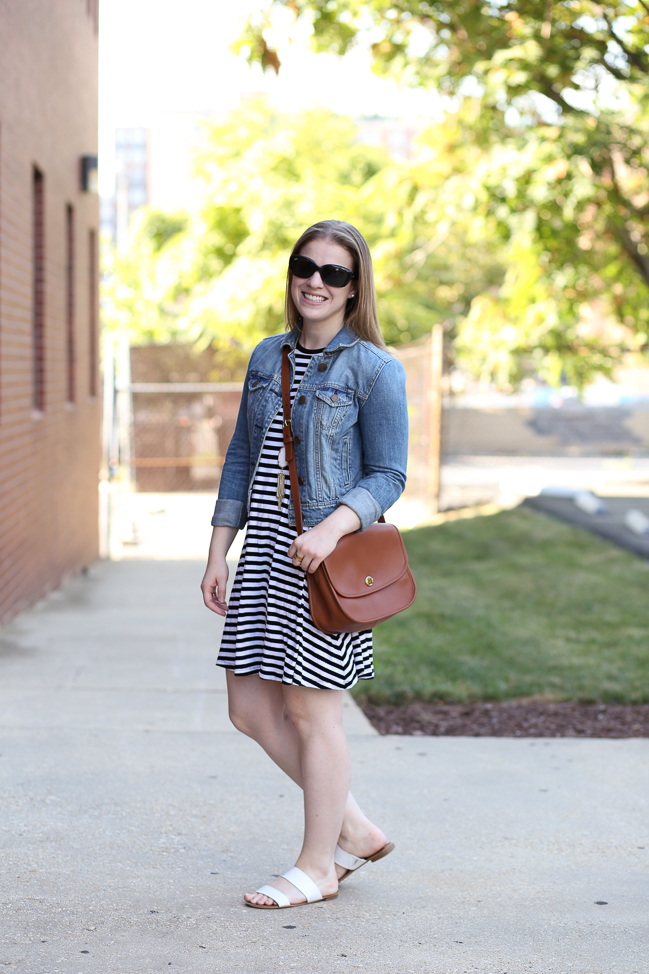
[101,127,150,245]
[0,0,100,621]
[355,116,428,161]
[114,127,149,245]
[102,113,224,241]
[115,128,149,213]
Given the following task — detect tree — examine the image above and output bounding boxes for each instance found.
[238,1,649,386]
[104,100,506,372]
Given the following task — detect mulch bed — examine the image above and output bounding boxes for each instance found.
[360,701,649,738]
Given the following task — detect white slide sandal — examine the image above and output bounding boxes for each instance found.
[246,865,338,910]
[334,841,395,882]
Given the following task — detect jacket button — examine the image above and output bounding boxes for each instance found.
[298,476,304,485]
[331,394,338,402]
[317,362,327,371]
[298,395,306,405]
[250,380,258,387]
[294,435,301,444]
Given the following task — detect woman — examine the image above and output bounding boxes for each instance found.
[201,220,408,909]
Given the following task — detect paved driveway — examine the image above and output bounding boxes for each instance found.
[1,559,646,974]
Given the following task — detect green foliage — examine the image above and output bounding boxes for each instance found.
[102,208,189,343]
[240,1,649,387]
[103,100,506,357]
[142,210,188,252]
[181,102,391,353]
[354,506,649,704]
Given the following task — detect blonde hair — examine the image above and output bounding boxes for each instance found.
[284,220,387,350]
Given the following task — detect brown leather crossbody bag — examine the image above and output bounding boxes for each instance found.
[281,346,416,634]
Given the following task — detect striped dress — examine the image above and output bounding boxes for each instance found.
[217,343,374,689]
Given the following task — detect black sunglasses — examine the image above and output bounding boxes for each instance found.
[289,254,356,288]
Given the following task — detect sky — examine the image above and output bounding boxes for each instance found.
[98,0,442,201]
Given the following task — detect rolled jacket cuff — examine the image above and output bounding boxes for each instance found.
[211,498,246,529]
[337,486,382,532]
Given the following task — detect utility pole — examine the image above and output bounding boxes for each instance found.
[428,323,444,515]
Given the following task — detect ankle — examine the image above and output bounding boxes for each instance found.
[339,819,382,844]
[295,857,338,888]
[338,821,387,856]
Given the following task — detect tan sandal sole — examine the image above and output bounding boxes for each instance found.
[245,892,338,910]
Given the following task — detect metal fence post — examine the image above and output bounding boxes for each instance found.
[428,323,444,515]
[100,333,115,558]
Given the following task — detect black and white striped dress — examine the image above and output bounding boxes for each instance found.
[217,344,374,689]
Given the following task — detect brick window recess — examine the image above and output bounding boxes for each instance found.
[66,204,75,403]
[33,166,45,412]
[89,228,97,397]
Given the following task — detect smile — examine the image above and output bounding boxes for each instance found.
[302,292,327,303]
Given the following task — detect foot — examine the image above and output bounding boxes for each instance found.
[244,864,338,908]
[335,823,388,881]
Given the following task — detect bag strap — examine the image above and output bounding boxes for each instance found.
[281,344,385,537]
[282,345,304,535]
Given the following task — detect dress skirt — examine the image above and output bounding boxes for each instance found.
[217,346,374,690]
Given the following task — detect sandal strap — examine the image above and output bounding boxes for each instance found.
[255,884,291,908]
[334,845,367,872]
[282,866,323,903]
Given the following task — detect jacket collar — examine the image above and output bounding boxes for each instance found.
[281,323,360,354]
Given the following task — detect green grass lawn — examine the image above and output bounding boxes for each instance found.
[353,505,649,705]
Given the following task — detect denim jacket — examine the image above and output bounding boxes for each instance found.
[211,324,408,533]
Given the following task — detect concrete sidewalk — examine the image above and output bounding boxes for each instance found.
[0,560,647,974]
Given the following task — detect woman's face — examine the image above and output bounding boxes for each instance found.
[290,238,355,329]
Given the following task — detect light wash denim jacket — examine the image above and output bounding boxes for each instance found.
[211,324,408,533]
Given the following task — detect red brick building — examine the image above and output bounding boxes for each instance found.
[0,1,100,621]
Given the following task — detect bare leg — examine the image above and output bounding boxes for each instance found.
[226,671,385,841]
[226,670,301,782]
[244,684,348,906]
[226,673,386,899]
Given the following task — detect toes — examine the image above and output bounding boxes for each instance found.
[244,892,273,906]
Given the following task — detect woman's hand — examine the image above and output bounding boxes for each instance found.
[201,525,238,615]
[201,557,229,615]
[287,505,361,573]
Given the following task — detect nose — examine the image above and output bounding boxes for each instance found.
[306,270,324,288]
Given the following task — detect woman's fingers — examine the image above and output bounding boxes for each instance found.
[288,540,307,569]
[297,552,316,573]
[200,565,229,615]
[288,536,332,573]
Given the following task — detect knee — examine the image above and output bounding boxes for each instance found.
[228,702,261,739]
[284,696,343,743]
[283,697,310,739]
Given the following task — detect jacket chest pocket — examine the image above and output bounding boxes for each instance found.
[314,389,355,431]
[247,374,273,428]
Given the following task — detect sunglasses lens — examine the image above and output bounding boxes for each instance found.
[289,256,316,278]
[321,266,350,287]
[289,255,353,288]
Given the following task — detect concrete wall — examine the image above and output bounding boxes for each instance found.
[0,0,100,621]
[443,405,649,457]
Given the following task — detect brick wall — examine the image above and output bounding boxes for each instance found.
[0,0,100,621]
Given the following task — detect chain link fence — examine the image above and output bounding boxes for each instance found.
[129,383,242,492]
[391,326,443,516]
[101,330,443,553]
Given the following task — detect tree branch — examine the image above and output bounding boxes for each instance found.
[613,222,649,286]
[603,13,649,76]
[535,77,580,115]
[607,147,649,223]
